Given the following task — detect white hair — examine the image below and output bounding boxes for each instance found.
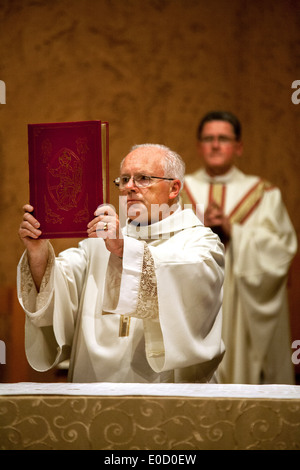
[122,143,185,188]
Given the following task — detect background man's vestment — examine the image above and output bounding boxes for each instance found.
[182,167,297,384]
[17,208,225,383]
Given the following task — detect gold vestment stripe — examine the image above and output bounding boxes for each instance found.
[183,179,273,226]
[181,184,197,211]
[229,180,273,224]
[209,183,226,209]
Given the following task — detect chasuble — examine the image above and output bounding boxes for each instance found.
[17,208,225,383]
[182,167,297,384]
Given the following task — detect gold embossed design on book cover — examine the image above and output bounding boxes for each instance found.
[28,120,109,238]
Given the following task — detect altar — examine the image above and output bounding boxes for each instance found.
[1,383,300,450]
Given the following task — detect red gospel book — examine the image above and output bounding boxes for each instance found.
[28,120,109,238]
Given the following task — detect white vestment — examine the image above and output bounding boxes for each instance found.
[182,167,298,384]
[17,208,225,383]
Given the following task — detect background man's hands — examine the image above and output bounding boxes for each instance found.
[204,201,231,244]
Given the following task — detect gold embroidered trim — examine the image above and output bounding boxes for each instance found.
[20,252,35,310]
[132,244,159,320]
[20,242,54,310]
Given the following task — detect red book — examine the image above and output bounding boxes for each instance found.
[28,120,109,238]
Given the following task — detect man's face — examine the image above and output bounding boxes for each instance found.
[197,121,243,176]
[119,147,180,224]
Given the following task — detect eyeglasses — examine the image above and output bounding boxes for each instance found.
[114,174,174,189]
[200,135,236,145]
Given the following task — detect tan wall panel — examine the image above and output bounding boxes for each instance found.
[0,0,299,286]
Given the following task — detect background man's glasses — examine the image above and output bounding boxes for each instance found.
[114,174,174,189]
[200,135,236,144]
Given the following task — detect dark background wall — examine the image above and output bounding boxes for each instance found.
[0,0,299,284]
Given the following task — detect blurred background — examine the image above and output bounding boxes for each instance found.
[0,0,299,383]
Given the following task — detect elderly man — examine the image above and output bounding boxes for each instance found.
[18,143,225,383]
[182,112,297,384]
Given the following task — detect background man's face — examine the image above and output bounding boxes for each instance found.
[197,121,243,176]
